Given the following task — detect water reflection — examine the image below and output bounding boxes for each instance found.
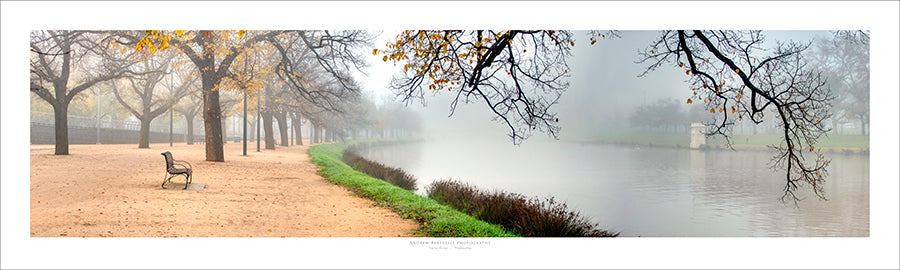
[359,140,869,237]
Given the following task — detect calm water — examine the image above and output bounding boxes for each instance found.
[357,139,869,237]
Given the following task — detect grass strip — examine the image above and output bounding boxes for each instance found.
[308,142,517,237]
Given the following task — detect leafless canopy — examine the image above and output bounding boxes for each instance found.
[639,30,834,202]
[268,30,372,115]
[388,30,616,144]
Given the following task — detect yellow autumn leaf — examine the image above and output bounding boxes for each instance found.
[175,30,184,37]
[687,98,693,104]
[238,30,246,39]
[372,48,378,55]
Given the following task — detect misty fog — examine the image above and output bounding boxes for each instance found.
[367,31,833,145]
[26,28,871,238]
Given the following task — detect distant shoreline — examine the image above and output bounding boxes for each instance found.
[561,132,869,155]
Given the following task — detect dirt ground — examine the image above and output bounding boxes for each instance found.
[29,140,420,237]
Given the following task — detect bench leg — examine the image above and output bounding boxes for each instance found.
[162,174,169,189]
[183,174,191,190]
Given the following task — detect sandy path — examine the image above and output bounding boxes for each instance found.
[29,141,420,237]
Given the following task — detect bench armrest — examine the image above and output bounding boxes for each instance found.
[173,159,192,171]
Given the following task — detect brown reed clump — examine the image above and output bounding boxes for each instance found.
[426,179,618,237]
[342,148,418,191]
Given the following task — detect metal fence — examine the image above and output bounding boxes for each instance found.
[30,111,203,135]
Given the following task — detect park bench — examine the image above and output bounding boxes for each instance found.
[160,151,192,189]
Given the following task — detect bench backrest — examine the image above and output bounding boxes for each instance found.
[161,151,176,173]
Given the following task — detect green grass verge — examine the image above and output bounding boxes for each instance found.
[308,142,517,237]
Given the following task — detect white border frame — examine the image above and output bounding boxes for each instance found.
[3,1,898,269]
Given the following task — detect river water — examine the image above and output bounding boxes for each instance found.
[355,139,869,237]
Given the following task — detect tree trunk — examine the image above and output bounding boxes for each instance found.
[221,117,227,145]
[138,117,151,148]
[203,83,225,162]
[311,124,317,144]
[275,111,289,147]
[184,114,195,145]
[316,125,322,144]
[309,123,315,144]
[263,112,276,150]
[860,118,867,136]
[250,118,256,141]
[293,114,303,146]
[53,103,69,155]
[311,123,318,144]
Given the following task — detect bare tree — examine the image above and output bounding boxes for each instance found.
[383,30,617,144]
[111,52,189,148]
[638,30,834,202]
[809,31,869,135]
[171,69,202,145]
[126,30,373,161]
[269,30,371,115]
[30,30,140,155]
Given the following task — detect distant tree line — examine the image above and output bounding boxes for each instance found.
[31,30,423,159]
